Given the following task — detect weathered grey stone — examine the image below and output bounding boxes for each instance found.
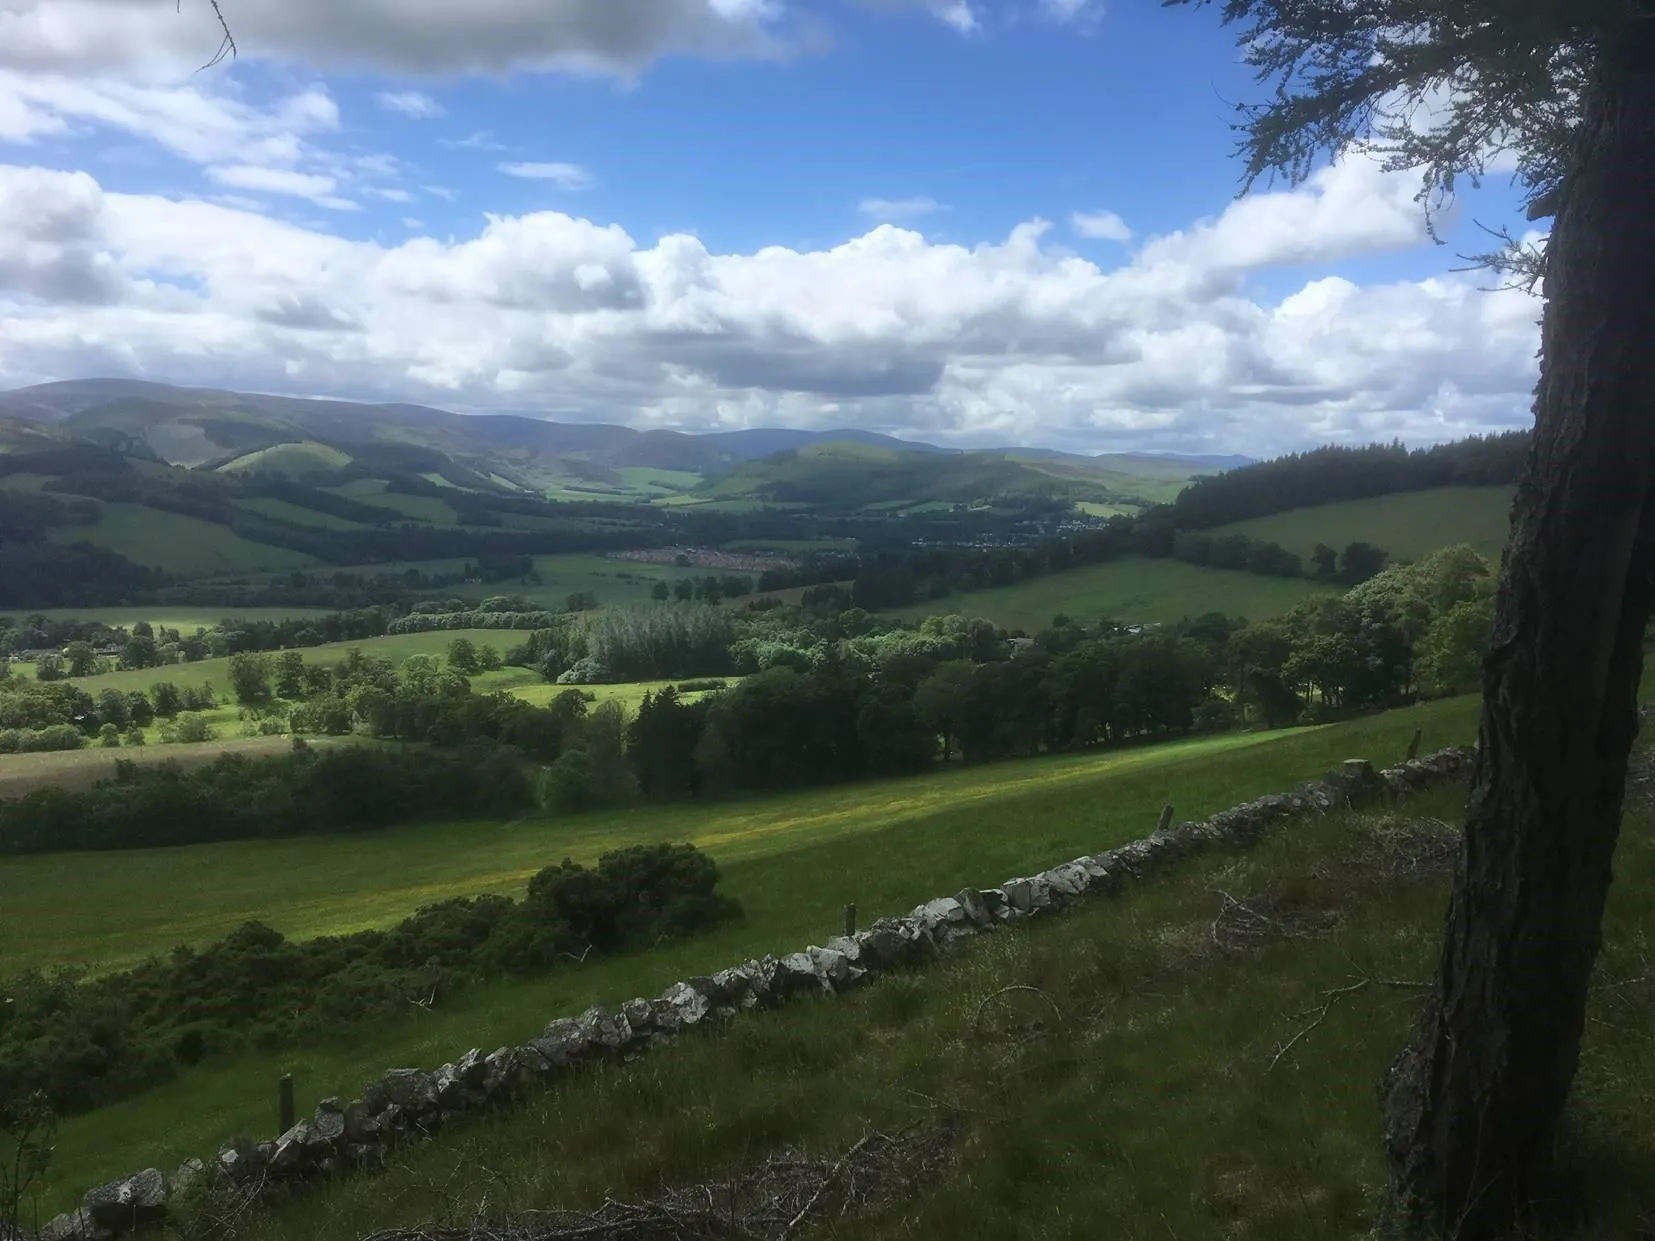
[856,924,912,966]
[455,1047,487,1085]
[516,1042,553,1075]
[1001,877,1034,915]
[347,1143,385,1171]
[538,1016,593,1061]
[168,1157,208,1204]
[431,1063,467,1108]
[1045,863,1087,898]
[913,896,966,929]
[575,1004,633,1050]
[483,1046,523,1096]
[37,1210,99,1241]
[776,951,820,994]
[653,981,711,1030]
[379,1068,435,1111]
[308,1103,346,1148]
[269,1121,313,1172]
[808,945,851,987]
[823,934,863,963]
[709,966,754,1004]
[82,1167,167,1232]
[621,997,655,1029]
[343,1099,379,1142]
[954,887,993,926]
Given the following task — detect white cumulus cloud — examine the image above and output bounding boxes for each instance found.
[499,162,596,190]
[859,196,946,221]
[1071,209,1132,242]
[375,89,444,118]
[0,156,1539,457]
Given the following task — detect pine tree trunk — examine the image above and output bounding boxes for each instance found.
[1380,21,1655,1240]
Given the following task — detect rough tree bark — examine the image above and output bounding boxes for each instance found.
[1382,17,1655,1239]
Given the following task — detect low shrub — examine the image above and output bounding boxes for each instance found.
[0,844,740,1117]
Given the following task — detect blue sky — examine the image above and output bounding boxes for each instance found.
[0,0,1544,455]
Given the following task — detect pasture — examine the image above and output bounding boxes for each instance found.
[8,629,514,699]
[23,695,1480,1208]
[313,551,737,610]
[44,503,319,575]
[1209,485,1517,565]
[0,735,350,801]
[10,607,334,629]
[891,556,1330,630]
[245,755,1655,1241]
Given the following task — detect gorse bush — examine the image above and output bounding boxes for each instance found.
[0,843,740,1118]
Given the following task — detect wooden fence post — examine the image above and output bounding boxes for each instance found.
[279,1073,295,1134]
[843,903,857,937]
[1155,803,1175,834]
[1406,727,1422,762]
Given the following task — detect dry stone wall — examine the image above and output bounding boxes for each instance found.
[34,747,1473,1241]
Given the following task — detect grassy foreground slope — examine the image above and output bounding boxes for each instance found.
[1210,485,1517,564]
[34,696,1477,1211]
[892,556,1330,629]
[246,749,1655,1241]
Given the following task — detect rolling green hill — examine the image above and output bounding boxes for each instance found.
[217,440,354,480]
[689,441,1202,514]
[1209,486,1516,564]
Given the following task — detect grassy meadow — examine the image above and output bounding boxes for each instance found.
[10,607,335,630]
[0,736,355,802]
[3,629,515,700]
[239,758,1655,1241]
[45,503,320,575]
[892,556,1331,630]
[23,696,1480,1211]
[1210,485,1517,565]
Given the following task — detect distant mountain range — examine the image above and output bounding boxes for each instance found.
[0,379,1251,506]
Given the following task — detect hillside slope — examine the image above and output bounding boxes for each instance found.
[1209,486,1515,564]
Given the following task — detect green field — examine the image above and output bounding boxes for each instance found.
[243,746,1655,1241]
[233,496,370,531]
[499,675,733,714]
[21,696,1480,1208]
[0,734,353,802]
[316,552,736,610]
[45,503,319,575]
[320,485,459,524]
[14,629,514,699]
[1210,485,1516,565]
[892,557,1331,630]
[614,466,702,495]
[10,607,333,629]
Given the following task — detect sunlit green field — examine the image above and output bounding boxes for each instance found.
[19,696,1480,1210]
[6,629,513,699]
[45,503,320,575]
[891,556,1331,630]
[1209,486,1516,565]
[12,607,334,629]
